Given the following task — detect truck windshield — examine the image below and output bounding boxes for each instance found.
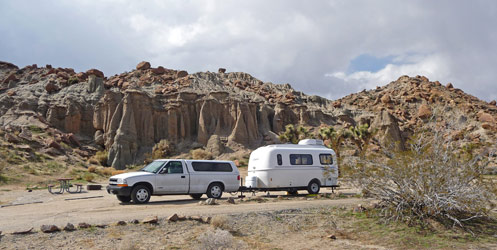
[140,161,165,173]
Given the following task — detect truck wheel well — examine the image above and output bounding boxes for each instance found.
[133,182,153,193]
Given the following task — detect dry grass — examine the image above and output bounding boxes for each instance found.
[87,166,97,173]
[191,148,213,160]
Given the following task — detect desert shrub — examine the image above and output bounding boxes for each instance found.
[27,125,44,134]
[211,215,231,230]
[0,162,8,183]
[67,76,79,85]
[92,150,108,166]
[350,129,496,229]
[191,148,213,160]
[97,167,115,176]
[152,139,175,158]
[84,173,95,182]
[195,229,246,250]
[87,166,97,173]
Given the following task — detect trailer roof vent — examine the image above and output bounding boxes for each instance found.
[298,139,324,145]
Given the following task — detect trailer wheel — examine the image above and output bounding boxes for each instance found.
[307,180,320,194]
[206,183,223,199]
[190,194,203,200]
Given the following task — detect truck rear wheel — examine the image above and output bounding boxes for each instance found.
[190,194,203,200]
[206,183,223,199]
[131,185,151,204]
[117,195,131,203]
[307,180,320,194]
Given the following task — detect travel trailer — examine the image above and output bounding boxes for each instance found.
[243,139,339,194]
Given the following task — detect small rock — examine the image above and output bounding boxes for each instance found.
[63,223,76,232]
[198,201,205,205]
[218,68,226,73]
[95,224,107,228]
[176,70,188,78]
[130,219,139,224]
[41,225,60,233]
[7,90,15,96]
[201,216,212,224]
[227,197,236,204]
[46,139,62,151]
[167,213,179,222]
[189,216,202,222]
[4,133,19,143]
[136,61,151,70]
[477,112,495,123]
[490,100,496,106]
[2,73,17,84]
[327,234,337,240]
[78,222,91,229]
[142,216,158,224]
[206,198,217,205]
[116,221,127,226]
[177,215,187,221]
[446,82,453,88]
[12,228,33,235]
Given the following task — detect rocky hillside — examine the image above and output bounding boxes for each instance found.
[1,61,496,170]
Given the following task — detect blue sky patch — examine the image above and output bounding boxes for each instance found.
[348,54,396,73]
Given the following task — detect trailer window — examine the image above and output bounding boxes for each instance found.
[192,162,233,172]
[289,154,313,165]
[319,154,333,165]
[277,154,282,165]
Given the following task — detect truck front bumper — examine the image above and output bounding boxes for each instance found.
[106,185,132,196]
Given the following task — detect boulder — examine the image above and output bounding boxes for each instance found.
[151,66,166,75]
[87,75,104,94]
[136,61,151,70]
[371,110,405,150]
[5,133,20,143]
[40,225,60,233]
[142,216,158,224]
[380,94,391,104]
[46,139,62,151]
[63,223,76,232]
[417,104,432,119]
[446,83,453,88]
[2,73,17,84]
[206,135,224,157]
[477,112,495,123]
[490,100,496,106]
[176,70,188,78]
[7,90,15,96]
[86,69,104,78]
[45,82,59,93]
[218,68,226,73]
[116,221,127,226]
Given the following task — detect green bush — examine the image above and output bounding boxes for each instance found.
[67,76,79,85]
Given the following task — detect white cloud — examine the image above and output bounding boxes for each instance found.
[327,54,452,92]
[0,0,496,101]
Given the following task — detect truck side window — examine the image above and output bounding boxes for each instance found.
[277,154,282,165]
[289,154,313,165]
[163,161,183,174]
[319,154,333,165]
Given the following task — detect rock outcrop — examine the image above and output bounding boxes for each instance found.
[1,62,496,169]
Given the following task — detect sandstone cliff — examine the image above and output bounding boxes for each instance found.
[1,61,496,169]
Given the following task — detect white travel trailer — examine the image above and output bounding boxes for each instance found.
[244,139,339,194]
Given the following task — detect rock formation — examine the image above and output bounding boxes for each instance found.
[1,61,496,169]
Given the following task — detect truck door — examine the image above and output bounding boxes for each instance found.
[155,160,189,194]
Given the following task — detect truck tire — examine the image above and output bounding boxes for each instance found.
[117,195,131,203]
[206,183,223,199]
[190,194,203,200]
[131,185,151,204]
[307,180,320,194]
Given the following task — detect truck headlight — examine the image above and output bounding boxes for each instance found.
[117,179,128,187]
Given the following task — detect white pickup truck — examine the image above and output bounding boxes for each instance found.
[106,159,240,204]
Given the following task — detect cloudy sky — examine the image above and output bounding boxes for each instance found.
[1,0,496,101]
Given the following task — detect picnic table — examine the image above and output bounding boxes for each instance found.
[48,178,83,194]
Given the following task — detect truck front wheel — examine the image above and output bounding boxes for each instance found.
[117,195,131,203]
[131,185,151,204]
[206,183,223,199]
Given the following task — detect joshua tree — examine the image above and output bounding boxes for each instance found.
[317,126,344,161]
[344,123,375,154]
[278,124,313,144]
